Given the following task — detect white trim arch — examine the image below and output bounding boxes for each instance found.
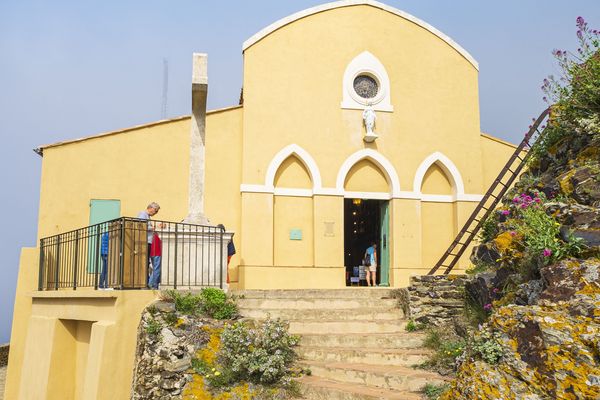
[413,152,465,200]
[336,149,401,198]
[341,51,393,112]
[264,144,323,191]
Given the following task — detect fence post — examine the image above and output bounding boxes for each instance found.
[54,236,61,290]
[73,231,80,290]
[38,239,45,291]
[119,219,125,290]
[94,227,101,290]
[173,224,178,290]
[219,228,224,289]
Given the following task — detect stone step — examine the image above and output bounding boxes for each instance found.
[289,320,408,335]
[298,346,430,367]
[236,297,399,310]
[233,288,397,300]
[239,307,403,321]
[300,361,448,392]
[299,332,426,349]
[298,376,423,400]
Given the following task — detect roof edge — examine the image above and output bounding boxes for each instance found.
[242,0,479,70]
[39,105,243,150]
[480,132,518,149]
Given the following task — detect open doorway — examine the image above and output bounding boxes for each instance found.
[344,199,389,286]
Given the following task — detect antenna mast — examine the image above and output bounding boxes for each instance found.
[161,58,169,119]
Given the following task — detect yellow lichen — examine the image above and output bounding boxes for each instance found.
[558,169,576,195]
[196,327,222,366]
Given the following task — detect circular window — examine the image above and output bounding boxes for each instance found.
[353,75,379,99]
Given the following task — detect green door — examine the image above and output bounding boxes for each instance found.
[379,201,390,286]
[88,199,121,273]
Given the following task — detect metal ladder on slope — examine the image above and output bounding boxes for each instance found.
[428,108,550,275]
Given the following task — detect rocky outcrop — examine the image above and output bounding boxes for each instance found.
[444,259,600,399]
[131,301,225,399]
[404,275,467,326]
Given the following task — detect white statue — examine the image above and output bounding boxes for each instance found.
[362,104,378,142]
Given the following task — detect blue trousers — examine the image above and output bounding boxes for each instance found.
[100,255,108,288]
[148,255,162,289]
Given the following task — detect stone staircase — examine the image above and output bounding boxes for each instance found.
[235,289,449,400]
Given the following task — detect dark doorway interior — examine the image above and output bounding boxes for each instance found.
[344,198,381,286]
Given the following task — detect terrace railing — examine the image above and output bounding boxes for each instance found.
[38,218,228,290]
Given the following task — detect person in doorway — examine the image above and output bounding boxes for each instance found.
[364,242,377,287]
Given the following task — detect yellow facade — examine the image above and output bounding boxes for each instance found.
[25,2,519,290]
[8,3,519,397]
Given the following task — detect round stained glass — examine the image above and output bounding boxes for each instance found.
[353,75,379,99]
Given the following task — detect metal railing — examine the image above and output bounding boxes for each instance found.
[38,218,225,290]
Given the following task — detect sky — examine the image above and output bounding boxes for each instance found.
[0,1,599,343]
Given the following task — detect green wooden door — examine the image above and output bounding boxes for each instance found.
[379,201,390,286]
[88,199,121,273]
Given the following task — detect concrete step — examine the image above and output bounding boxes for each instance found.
[298,346,430,367]
[236,297,398,310]
[289,320,408,335]
[233,288,397,300]
[239,307,403,321]
[300,361,448,392]
[299,332,426,349]
[298,376,424,400]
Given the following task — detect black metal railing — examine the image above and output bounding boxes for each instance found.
[38,218,225,290]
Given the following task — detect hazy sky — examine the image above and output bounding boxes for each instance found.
[1,1,598,343]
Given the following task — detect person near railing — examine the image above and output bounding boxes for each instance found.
[217,224,235,284]
[148,232,162,289]
[137,202,161,286]
[99,231,110,289]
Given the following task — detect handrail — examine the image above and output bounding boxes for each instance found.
[428,108,550,275]
[38,217,227,290]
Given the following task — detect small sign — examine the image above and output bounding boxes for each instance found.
[290,229,302,240]
[324,221,335,237]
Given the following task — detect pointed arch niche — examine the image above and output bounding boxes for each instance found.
[268,145,317,266]
[336,149,401,198]
[415,152,462,270]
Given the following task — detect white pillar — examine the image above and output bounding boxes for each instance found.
[185,53,210,224]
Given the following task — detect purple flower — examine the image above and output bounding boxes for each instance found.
[513,197,519,203]
[483,303,493,311]
[493,288,500,294]
[543,248,552,257]
[509,231,517,237]
[501,210,510,216]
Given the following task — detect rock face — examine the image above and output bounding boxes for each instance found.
[444,259,600,399]
[443,67,600,398]
[404,275,467,326]
[131,301,224,399]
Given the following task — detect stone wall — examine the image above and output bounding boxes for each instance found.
[0,344,8,367]
[402,275,467,326]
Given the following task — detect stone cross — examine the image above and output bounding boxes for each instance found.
[184,53,210,224]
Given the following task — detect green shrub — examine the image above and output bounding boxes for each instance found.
[423,383,450,400]
[191,357,236,389]
[200,288,238,320]
[145,317,162,336]
[421,327,466,373]
[405,320,425,332]
[470,329,504,364]
[219,318,300,385]
[163,311,178,326]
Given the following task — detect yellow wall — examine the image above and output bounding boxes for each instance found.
[274,196,314,266]
[242,4,483,193]
[37,118,191,239]
[204,107,244,284]
[6,248,156,399]
[274,156,313,189]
